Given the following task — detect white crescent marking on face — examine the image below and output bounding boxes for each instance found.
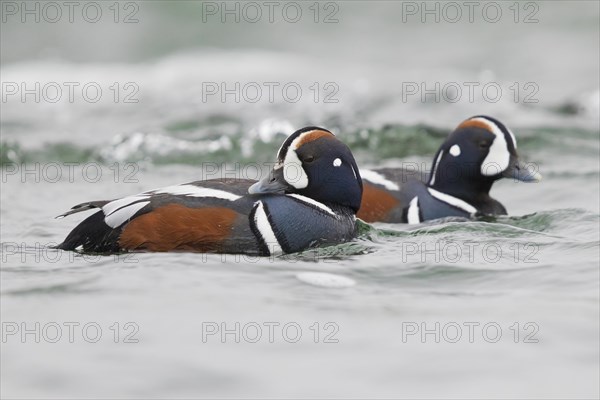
[350,164,358,179]
[429,150,444,186]
[253,201,283,256]
[407,196,420,224]
[428,188,477,214]
[360,170,400,191]
[449,144,461,157]
[333,158,342,167]
[470,117,510,176]
[105,201,150,228]
[507,128,517,149]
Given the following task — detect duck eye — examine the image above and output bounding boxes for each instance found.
[303,155,315,163]
[479,141,490,149]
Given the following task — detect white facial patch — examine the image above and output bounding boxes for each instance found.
[333,158,342,167]
[428,150,444,186]
[283,149,309,189]
[280,131,324,189]
[407,196,420,224]
[360,170,400,191]
[470,117,510,176]
[253,201,283,256]
[449,144,461,157]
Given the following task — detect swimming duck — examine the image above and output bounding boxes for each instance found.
[357,116,541,223]
[57,127,363,255]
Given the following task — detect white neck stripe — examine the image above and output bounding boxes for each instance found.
[407,196,420,224]
[286,194,336,216]
[253,201,283,256]
[427,188,477,214]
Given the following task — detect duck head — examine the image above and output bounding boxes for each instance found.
[249,126,363,212]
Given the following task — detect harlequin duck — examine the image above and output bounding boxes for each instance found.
[357,115,541,223]
[56,127,363,255]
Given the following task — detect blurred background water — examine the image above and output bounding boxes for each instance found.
[1,1,599,398]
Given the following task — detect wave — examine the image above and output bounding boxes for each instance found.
[2,122,598,166]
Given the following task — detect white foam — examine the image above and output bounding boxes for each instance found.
[296,272,356,288]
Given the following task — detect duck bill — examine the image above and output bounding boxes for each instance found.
[502,158,542,183]
[248,166,290,194]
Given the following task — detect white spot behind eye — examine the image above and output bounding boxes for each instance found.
[449,144,461,157]
[333,158,342,167]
